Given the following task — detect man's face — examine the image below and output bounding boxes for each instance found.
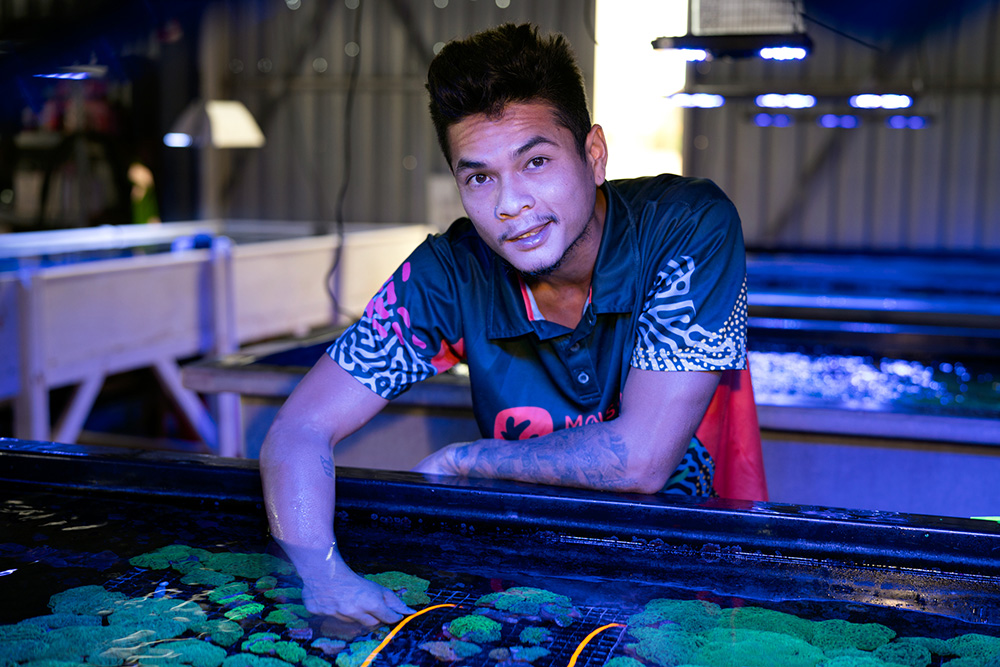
[448,101,607,279]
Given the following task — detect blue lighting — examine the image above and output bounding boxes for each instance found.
[754,113,772,127]
[772,114,792,127]
[34,72,89,80]
[886,115,928,129]
[755,93,815,109]
[668,93,725,108]
[817,114,860,129]
[755,113,794,128]
[163,133,194,148]
[678,48,709,62]
[850,93,912,109]
[759,46,808,61]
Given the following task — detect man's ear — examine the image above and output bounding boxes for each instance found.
[585,124,609,186]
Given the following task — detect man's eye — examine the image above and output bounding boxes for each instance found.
[468,174,488,185]
[528,157,547,168]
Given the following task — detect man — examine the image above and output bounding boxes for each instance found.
[260,23,765,628]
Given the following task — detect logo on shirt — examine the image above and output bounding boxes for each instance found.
[494,407,554,440]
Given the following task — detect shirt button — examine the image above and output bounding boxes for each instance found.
[569,342,581,352]
[576,371,590,385]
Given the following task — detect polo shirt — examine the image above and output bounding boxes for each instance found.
[328,174,755,495]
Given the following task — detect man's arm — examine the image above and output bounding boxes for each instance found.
[259,354,414,625]
[413,368,720,494]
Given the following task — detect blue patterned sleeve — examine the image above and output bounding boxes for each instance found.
[327,240,466,400]
[630,193,748,373]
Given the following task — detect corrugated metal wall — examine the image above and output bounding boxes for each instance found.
[201,0,596,231]
[683,1,1000,252]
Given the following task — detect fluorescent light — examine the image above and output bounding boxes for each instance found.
[163,133,194,148]
[755,93,815,109]
[668,93,725,108]
[759,46,807,60]
[678,48,710,62]
[850,94,912,109]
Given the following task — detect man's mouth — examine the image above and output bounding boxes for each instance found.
[505,220,551,243]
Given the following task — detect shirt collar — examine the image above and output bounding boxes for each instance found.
[486,181,638,340]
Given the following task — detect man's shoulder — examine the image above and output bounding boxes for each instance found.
[609,173,731,211]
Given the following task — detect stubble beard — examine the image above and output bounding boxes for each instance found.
[519,216,594,278]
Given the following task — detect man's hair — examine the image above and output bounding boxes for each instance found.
[426,23,591,167]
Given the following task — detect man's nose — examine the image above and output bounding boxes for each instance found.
[494,179,533,220]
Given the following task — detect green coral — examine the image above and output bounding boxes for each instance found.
[508,645,550,663]
[208,583,252,605]
[241,632,308,664]
[19,614,102,630]
[264,608,308,628]
[47,585,127,617]
[363,572,430,606]
[302,657,331,667]
[129,545,212,572]
[893,637,954,658]
[697,628,825,667]
[718,606,815,643]
[255,576,279,591]
[475,587,577,624]
[224,603,264,621]
[518,627,551,645]
[129,545,294,580]
[872,641,932,667]
[262,587,303,601]
[334,640,381,667]
[182,568,236,587]
[812,619,896,652]
[446,615,502,643]
[628,598,721,634]
[946,633,1000,661]
[131,638,228,667]
[604,658,645,667]
[221,656,291,667]
[818,657,899,667]
[192,619,244,647]
[626,625,706,666]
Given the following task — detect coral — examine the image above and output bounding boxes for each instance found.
[475,587,578,625]
[517,627,551,645]
[182,568,236,587]
[946,633,1000,661]
[263,587,303,602]
[508,645,550,663]
[1,624,45,641]
[0,637,47,664]
[334,640,381,667]
[47,585,127,616]
[209,583,253,606]
[224,603,265,621]
[18,614,102,630]
[627,598,721,635]
[696,628,825,667]
[129,545,212,572]
[243,633,283,653]
[311,638,347,656]
[445,615,502,643]
[892,637,954,658]
[240,632,308,664]
[718,606,815,643]
[264,609,308,628]
[418,640,482,661]
[817,657,897,667]
[302,657,331,667]
[221,655,292,667]
[129,638,228,667]
[255,576,279,591]
[872,641,931,667]
[192,619,244,648]
[812,619,896,652]
[604,658,645,667]
[363,572,431,607]
[626,625,705,667]
[202,552,295,580]
[107,597,205,632]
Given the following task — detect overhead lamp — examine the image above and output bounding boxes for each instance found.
[164,99,265,149]
[653,0,811,61]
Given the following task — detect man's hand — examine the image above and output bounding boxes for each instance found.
[412,444,466,476]
[297,556,415,626]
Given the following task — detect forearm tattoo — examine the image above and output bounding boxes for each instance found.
[320,455,334,479]
[452,427,636,491]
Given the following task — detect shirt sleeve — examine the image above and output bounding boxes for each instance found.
[630,186,749,372]
[327,237,467,400]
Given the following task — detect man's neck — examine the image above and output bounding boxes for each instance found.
[524,188,606,329]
